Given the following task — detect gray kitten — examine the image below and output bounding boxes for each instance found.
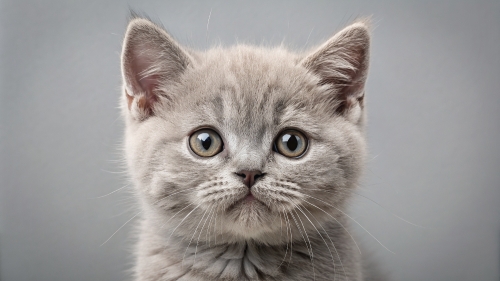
[121,16,384,281]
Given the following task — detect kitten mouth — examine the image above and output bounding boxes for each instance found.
[236,192,258,205]
[226,191,262,211]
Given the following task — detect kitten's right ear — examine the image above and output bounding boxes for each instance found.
[301,21,370,123]
[121,18,193,120]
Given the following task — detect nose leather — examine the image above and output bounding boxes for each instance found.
[235,170,264,188]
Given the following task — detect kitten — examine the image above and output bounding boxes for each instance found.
[121,16,383,281]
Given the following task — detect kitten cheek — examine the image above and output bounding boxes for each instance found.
[144,176,170,198]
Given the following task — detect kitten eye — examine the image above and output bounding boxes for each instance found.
[274,129,308,158]
[189,129,223,157]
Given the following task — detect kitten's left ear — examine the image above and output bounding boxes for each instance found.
[301,21,370,121]
[121,18,193,120]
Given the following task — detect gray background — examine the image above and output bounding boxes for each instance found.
[1,0,499,280]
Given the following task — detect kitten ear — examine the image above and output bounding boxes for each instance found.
[301,21,370,120]
[121,18,193,120]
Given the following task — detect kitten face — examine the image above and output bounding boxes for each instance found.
[122,19,369,243]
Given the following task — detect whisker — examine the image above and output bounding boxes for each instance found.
[100,197,165,246]
[159,203,194,230]
[304,194,395,254]
[100,169,128,174]
[290,210,315,280]
[182,207,210,267]
[213,207,219,246]
[168,203,203,243]
[309,187,424,228]
[206,206,216,247]
[299,204,348,281]
[302,199,361,254]
[206,8,212,42]
[276,205,290,270]
[285,211,293,266]
[93,183,131,199]
[215,207,222,245]
[155,187,198,207]
[293,208,314,262]
[294,204,337,281]
[351,188,425,228]
[100,211,141,246]
[219,204,224,241]
[279,210,283,239]
[194,206,214,265]
[304,27,315,48]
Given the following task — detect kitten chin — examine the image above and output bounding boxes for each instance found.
[225,199,276,238]
[121,15,387,281]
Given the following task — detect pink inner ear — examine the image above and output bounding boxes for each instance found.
[137,75,160,97]
[122,19,192,118]
[140,74,160,113]
[127,50,161,114]
[131,50,159,94]
[131,74,159,116]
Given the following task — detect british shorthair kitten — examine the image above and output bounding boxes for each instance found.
[120,16,385,281]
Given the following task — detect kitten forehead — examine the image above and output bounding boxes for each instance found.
[161,45,329,139]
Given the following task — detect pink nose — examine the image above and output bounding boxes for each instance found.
[235,170,264,188]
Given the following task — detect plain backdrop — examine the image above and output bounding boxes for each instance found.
[1,1,499,280]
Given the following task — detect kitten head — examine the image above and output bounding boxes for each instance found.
[121,18,370,243]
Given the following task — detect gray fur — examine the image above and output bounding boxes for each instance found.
[120,17,383,281]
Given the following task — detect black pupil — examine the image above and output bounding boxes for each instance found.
[198,133,212,150]
[284,134,299,151]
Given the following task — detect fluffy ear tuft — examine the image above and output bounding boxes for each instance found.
[121,18,192,120]
[301,20,370,121]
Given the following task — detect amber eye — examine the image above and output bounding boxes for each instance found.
[189,129,223,157]
[274,129,308,158]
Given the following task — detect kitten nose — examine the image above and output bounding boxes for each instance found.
[235,170,264,188]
